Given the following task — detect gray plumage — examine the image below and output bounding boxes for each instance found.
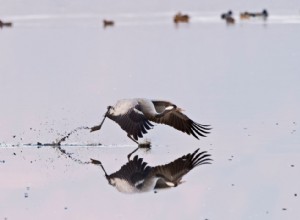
[91,98,211,142]
[91,148,212,193]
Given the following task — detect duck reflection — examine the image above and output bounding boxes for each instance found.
[91,148,212,194]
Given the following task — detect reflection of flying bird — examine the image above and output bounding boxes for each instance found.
[91,148,212,193]
[90,98,211,159]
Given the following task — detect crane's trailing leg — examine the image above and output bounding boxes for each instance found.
[127,134,139,161]
[127,134,139,144]
[126,134,151,161]
[127,147,140,161]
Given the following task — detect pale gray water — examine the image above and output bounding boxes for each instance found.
[1,0,300,219]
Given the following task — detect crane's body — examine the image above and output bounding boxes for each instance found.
[91,149,212,194]
[90,98,211,159]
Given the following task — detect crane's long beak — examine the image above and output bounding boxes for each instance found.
[90,115,106,132]
[90,158,109,177]
[90,109,109,132]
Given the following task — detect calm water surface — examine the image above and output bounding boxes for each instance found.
[0,1,300,219]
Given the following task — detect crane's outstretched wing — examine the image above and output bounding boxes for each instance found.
[153,149,212,189]
[107,104,154,140]
[150,105,211,139]
[109,155,152,189]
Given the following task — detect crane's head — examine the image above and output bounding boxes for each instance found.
[106,105,114,114]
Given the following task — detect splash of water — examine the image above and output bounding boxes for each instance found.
[55,126,90,145]
[32,125,100,165]
[51,125,100,165]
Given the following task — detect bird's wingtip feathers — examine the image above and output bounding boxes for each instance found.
[191,149,213,168]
